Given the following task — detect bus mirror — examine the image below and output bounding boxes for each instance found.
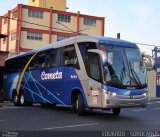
[142,54,154,71]
[87,49,107,66]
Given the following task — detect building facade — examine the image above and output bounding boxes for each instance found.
[0,0,105,56]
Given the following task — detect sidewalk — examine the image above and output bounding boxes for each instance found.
[149,97,160,101]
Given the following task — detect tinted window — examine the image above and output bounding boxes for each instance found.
[87,53,101,82]
[61,45,80,69]
[5,58,24,74]
[78,42,97,71]
[28,51,47,70]
[45,49,59,68]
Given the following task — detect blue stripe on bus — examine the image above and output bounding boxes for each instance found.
[101,85,147,95]
[23,71,66,105]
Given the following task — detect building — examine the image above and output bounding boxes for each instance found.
[0,34,8,67]
[0,0,105,56]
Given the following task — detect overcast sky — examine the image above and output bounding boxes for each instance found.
[0,0,160,55]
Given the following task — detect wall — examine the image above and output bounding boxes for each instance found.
[29,0,66,11]
[147,71,156,98]
[0,51,9,66]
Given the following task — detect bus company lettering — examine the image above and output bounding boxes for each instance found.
[41,71,62,80]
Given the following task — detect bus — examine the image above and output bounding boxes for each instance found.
[4,35,149,115]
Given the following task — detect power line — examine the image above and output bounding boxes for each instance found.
[135,43,160,47]
[1,16,92,35]
[1,16,160,47]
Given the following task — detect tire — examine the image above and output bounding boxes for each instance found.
[13,92,20,106]
[112,108,121,116]
[76,93,84,115]
[19,92,26,106]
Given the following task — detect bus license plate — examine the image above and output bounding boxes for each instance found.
[128,102,135,106]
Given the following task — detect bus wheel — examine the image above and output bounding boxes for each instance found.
[19,92,26,106]
[112,108,121,116]
[76,93,84,115]
[13,92,20,106]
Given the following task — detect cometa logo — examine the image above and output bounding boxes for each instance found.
[41,71,63,80]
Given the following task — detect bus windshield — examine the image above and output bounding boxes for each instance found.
[103,45,147,89]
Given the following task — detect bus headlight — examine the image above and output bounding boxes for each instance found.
[142,92,147,96]
[112,92,117,97]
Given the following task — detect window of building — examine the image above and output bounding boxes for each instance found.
[27,32,43,41]
[3,17,8,25]
[28,9,43,19]
[57,35,70,41]
[12,11,17,19]
[3,37,6,44]
[11,33,16,41]
[58,14,71,23]
[84,18,96,26]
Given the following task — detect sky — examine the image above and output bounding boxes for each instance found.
[0,0,160,55]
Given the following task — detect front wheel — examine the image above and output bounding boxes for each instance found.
[112,108,121,116]
[76,93,84,115]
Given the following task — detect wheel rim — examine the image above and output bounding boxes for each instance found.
[76,99,79,110]
[14,95,18,103]
[20,95,25,105]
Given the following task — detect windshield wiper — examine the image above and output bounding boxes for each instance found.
[128,61,142,87]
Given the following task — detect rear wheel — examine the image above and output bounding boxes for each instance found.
[76,93,84,115]
[19,92,26,106]
[112,108,121,116]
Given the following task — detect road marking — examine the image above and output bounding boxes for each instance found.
[43,123,98,130]
[132,109,147,112]
[153,108,160,110]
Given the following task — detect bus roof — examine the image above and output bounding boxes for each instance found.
[6,35,137,61]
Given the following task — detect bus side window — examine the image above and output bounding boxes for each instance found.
[62,45,80,69]
[5,61,11,74]
[87,52,101,82]
[37,52,46,68]
[28,52,46,70]
[49,50,58,68]
[17,59,23,72]
[78,42,97,71]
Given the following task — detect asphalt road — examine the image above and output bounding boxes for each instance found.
[0,101,160,136]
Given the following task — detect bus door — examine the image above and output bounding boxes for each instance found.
[87,52,103,108]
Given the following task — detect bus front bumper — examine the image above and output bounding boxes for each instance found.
[102,93,149,109]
